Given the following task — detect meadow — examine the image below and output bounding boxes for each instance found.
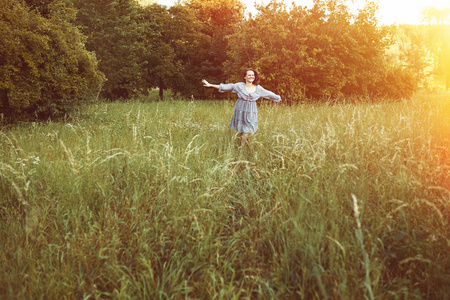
[0,91,449,299]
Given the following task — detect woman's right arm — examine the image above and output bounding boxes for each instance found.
[203,80,236,93]
[202,79,220,89]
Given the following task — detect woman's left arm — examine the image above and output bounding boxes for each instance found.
[258,86,282,102]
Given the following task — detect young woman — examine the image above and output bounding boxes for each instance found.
[202,69,281,146]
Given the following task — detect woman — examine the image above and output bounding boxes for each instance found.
[202,69,281,146]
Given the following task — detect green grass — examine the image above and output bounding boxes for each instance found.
[1,91,449,299]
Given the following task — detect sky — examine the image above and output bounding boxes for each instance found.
[157,0,450,25]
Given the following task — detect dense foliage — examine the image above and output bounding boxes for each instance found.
[68,0,431,102]
[140,3,207,99]
[71,0,208,100]
[1,0,446,119]
[224,0,419,103]
[71,0,145,100]
[182,0,246,99]
[0,0,104,120]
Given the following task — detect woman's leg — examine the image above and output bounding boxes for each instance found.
[240,133,249,147]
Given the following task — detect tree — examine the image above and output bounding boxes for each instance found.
[0,0,105,120]
[385,25,434,88]
[140,4,207,99]
[182,0,246,98]
[224,0,417,103]
[72,0,209,100]
[421,7,450,90]
[139,4,174,100]
[71,0,145,100]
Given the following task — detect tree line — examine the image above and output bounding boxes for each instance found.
[0,0,448,120]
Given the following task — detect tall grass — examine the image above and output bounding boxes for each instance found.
[1,91,449,299]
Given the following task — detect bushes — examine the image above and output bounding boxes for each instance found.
[375,66,417,99]
[0,0,104,121]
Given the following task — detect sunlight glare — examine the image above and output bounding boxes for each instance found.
[156,0,450,25]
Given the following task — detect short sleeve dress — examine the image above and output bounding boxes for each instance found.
[219,82,281,133]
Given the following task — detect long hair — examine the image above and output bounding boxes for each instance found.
[243,68,259,85]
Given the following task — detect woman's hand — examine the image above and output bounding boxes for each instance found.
[202,79,210,87]
[202,79,220,89]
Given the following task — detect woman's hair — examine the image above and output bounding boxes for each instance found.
[243,68,259,85]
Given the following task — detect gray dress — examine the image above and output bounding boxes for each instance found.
[219,82,281,133]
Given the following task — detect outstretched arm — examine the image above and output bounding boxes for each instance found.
[202,79,220,89]
[259,86,282,102]
[203,80,236,93]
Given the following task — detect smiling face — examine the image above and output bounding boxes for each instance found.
[244,70,256,84]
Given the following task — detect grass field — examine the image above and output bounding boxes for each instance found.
[1,91,449,299]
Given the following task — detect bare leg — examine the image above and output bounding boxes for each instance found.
[240,133,249,147]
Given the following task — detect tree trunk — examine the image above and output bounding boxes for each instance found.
[159,77,164,100]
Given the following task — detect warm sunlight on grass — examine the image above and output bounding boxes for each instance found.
[1,91,449,299]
